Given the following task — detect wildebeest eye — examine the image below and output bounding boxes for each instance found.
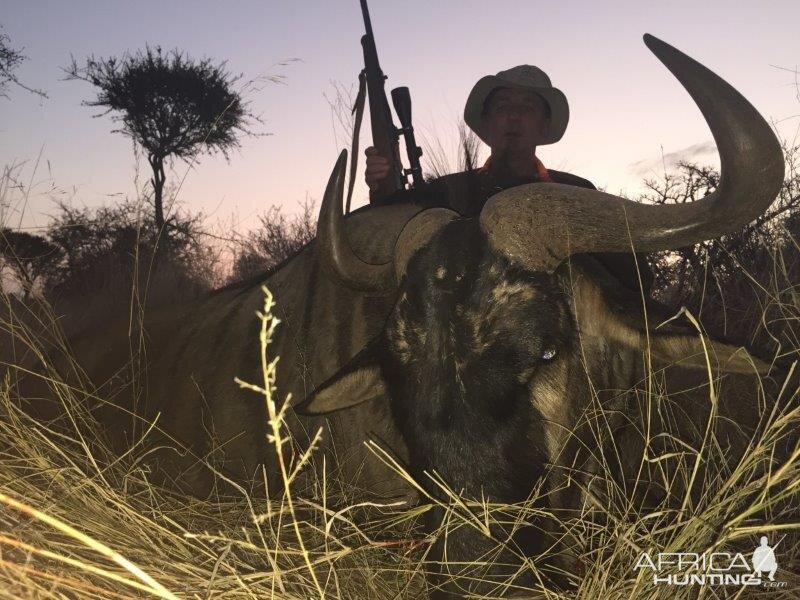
[542,347,557,361]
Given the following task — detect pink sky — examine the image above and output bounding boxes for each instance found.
[2,1,799,235]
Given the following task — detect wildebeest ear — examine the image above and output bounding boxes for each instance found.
[565,255,772,375]
[295,342,388,415]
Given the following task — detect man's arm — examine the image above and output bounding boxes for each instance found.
[366,145,464,212]
[365,145,420,206]
[365,146,397,204]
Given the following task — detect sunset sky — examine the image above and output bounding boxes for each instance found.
[2,1,799,235]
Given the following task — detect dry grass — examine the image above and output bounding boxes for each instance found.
[1,265,798,599]
[0,288,432,599]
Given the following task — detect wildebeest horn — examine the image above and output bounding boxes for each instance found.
[318,150,459,292]
[317,149,396,293]
[394,207,459,281]
[479,34,785,272]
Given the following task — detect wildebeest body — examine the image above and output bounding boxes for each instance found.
[23,204,424,499]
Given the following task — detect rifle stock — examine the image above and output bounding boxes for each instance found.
[360,32,404,200]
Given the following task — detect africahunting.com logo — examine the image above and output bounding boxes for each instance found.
[633,536,787,589]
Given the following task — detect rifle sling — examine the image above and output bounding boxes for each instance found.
[346,70,368,214]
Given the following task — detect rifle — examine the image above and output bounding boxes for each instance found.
[359,0,423,203]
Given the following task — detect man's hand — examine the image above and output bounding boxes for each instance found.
[364,146,392,192]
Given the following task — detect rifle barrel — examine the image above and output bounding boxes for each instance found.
[360,0,375,39]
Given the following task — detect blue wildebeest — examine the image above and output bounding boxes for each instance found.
[13,35,794,597]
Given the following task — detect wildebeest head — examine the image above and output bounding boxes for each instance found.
[369,220,577,502]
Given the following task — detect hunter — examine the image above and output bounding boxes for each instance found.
[364,64,652,291]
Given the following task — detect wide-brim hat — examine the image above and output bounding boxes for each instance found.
[464,65,569,146]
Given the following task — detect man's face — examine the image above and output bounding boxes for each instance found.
[482,88,550,156]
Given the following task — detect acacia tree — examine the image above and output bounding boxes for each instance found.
[64,46,260,231]
[0,25,47,99]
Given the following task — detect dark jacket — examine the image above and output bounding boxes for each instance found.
[374,167,653,293]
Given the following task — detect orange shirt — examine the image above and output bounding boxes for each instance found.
[477,155,552,183]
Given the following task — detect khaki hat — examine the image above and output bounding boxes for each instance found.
[464,65,569,146]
